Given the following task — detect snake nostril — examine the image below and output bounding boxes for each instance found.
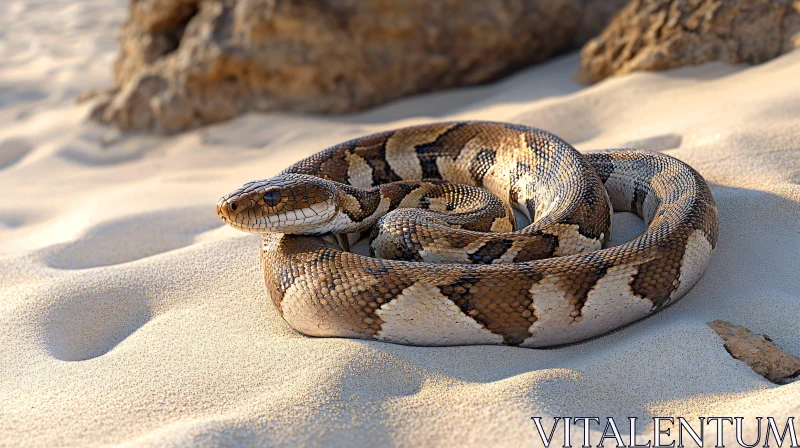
[230,201,238,211]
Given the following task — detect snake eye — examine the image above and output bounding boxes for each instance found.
[263,189,282,207]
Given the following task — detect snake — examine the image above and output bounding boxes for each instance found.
[216,121,718,348]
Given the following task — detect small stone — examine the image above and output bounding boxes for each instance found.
[708,319,800,384]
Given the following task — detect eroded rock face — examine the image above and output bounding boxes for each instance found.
[578,0,800,84]
[708,320,800,384]
[86,0,628,133]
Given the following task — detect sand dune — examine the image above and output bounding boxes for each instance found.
[1,0,799,446]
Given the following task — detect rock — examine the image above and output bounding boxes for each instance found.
[86,0,629,133]
[708,320,800,384]
[578,0,800,84]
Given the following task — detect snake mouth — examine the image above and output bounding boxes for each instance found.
[216,198,338,235]
[217,215,267,234]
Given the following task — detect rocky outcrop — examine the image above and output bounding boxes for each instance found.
[578,0,800,84]
[708,320,800,384]
[85,0,629,133]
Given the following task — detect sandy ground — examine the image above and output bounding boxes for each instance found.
[1,0,799,446]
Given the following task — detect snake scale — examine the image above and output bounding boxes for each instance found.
[216,121,718,348]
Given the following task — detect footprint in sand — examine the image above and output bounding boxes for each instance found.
[42,282,151,361]
[54,130,147,166]
[0,208,41,229]
[0,87,47,109]
[46,206,223,269]
[0,138,33,170]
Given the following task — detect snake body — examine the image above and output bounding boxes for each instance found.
[217,122,718,348]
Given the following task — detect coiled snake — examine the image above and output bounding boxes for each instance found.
[216,122,718,347]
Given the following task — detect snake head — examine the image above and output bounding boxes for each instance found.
[216,174,339,234]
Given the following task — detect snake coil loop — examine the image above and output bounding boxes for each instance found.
[217,121,718,348]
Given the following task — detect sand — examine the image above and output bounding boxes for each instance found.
[1,0,799,446]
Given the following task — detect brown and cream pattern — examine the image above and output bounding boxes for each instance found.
[216,121,719,347]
